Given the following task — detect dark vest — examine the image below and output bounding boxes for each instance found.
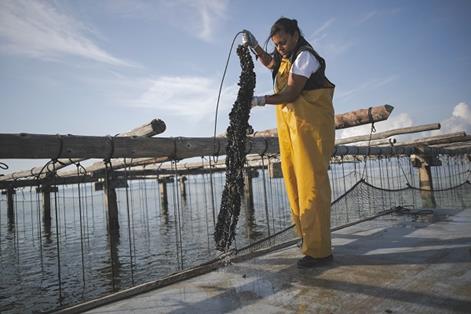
[272,37,335,90]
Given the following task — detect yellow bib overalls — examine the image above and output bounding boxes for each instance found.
[275,57,335,258]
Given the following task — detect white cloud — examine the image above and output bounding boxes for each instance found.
[336,76,399,101]
[129,76,237,119]
[432,102,471,135]
[192,0,228,42]
[337,103,471,144]
[452,102,471,122]
[358,11,378,24]
[105,0,229,42]
[0,0,131,66]
[310,18,336,41]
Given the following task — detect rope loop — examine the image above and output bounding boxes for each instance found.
[0,162,8,170]
[367,107,376,133]
[75,162,87,175]
[212,139,221,164]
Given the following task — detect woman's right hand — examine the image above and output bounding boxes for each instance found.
[242,30,258,48]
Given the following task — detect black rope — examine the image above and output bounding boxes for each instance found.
[201,157,211,252]
[122,159,135,284]
[51,160,63,302]
[394,206,434,217]
[261,138,269,156]
[104,136,115,161]
[103,159,117,290]
[172,160,184,270]
[75,163,86,287]
[54,134,64,161]
[360,107,377,180]
[367,106,376,133]
[212,31,244,164]
[173,138,178,161]
[0,162,8,170]
[260,154,271,237]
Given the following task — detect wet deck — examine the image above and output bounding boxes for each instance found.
[83,208,471,314]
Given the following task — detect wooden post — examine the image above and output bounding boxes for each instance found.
[268,161,283,178]
[159,178,170,215]
[244,169,254,211]
[179,176,187,201]
[41,186,52,225]
[103,180,120,233]
[411,154,439,208]
[36,185,58,236]
[4,188,15,225]
[105,188,119,233]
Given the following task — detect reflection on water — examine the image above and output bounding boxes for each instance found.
[0,172,292,313]
[0,157,468,313]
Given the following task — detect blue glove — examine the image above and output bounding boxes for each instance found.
[242,29,258,48]
[251,96,266,108]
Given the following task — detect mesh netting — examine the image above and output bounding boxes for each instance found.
[235,179,471,257]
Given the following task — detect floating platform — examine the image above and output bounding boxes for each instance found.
[77,207,471,313]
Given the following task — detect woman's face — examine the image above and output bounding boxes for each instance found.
[271,30,299,58]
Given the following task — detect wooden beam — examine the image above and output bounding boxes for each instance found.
[433,143,471,150]
[428,136,471,148]
[4,106,392,176]
[72,157,170,177]
[1,144,470,189]
[335,123,440,145]
[0,135,276,159]
[396,132,466,147]
[0,118,166,181]
[253,104,394,136]
[119,119,166,137]
[335,104,394,129]
[365,138,397,147]
[0,175,97,190]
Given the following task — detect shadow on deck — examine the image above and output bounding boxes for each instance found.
[77,208,471,313]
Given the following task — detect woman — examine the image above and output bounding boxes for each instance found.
[243,17,335,268]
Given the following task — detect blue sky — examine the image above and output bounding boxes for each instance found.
[1,0,470,172]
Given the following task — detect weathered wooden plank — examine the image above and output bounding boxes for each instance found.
[1,144,470,189]
[335,123,440,145]
[253,105,394,137]
[428,136,471,148]
[396,132,466,146]
[119,118,166,137]
[0,118,166,181]
[335,105,394,129]
[0,135,280,159]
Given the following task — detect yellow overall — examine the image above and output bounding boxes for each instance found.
[275,57,335,258]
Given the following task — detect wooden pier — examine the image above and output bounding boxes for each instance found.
[56,207,471,314]
[2,105,471,313]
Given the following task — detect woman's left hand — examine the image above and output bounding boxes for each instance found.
[251,96,266,108]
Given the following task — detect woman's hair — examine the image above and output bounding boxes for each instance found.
[269,17,302,38]
[264,17,304,53]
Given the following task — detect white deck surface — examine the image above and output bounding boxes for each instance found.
[80,208,471,314]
